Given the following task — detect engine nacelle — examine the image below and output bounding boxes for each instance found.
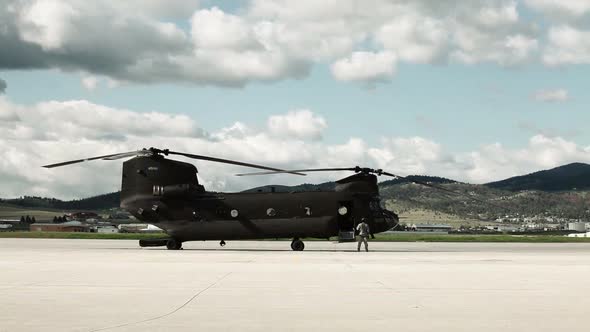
[153,184,192,197]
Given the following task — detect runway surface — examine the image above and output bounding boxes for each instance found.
[1,239,590,332]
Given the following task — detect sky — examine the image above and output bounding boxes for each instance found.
[1,0,590,199]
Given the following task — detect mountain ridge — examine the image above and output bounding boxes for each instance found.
[484,162,590,192]
[2,163,589,215]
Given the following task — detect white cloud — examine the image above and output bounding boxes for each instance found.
[533,88,569,102]
[0,97,204,141]
[368,137,443,175]
[17,0,79,51]
[331,51,397,84]
[81,76,99,90]
[543,25,590,66]
[451,30,538,66]
[211,122,253,141]
[267,109,327,141]
[110,0,200,19]
[2,97,589,199]
[476,1,519,26]
[524,0,590,20]
[459,135,590,183]
[376,14,448,64]
[0,0,556,87]
[0,97,20,121]
[191,7,260,50]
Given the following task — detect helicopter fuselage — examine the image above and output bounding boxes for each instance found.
[120,156,398,243]
[124,190,396,241]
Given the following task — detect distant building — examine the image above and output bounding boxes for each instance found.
[67,212,99,221]
[91,225,119,234]
[568,222,586,232]
[411,224,452,233]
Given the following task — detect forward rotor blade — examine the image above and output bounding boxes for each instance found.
[42,151,142,168]
[101,151,147,160]
[236,167,356,176]
[166,151,306,176]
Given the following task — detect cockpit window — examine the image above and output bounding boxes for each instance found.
[369,197,382,211]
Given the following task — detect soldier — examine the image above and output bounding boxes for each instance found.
[356,218,370,252]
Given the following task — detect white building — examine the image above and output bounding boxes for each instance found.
[93,225,119,233]
[568,222,586,232]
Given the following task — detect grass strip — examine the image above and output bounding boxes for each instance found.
[373,233,590,243]
[1,231,590,243]
[0,231,167,240]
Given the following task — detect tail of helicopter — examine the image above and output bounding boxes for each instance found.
[120,155,202,220]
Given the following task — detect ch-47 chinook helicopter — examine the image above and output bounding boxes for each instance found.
[43,147,467,251]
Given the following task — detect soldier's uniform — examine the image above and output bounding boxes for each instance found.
[356,219,370,252]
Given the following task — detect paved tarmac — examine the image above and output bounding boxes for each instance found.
[1,239,590,332]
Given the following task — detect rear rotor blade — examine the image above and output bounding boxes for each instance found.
[236,167,356,176]
[42,151,142,168]
[166,151,306,175]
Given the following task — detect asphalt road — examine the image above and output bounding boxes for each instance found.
[1,239,589,331]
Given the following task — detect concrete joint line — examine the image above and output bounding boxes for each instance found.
[89,272,233,332]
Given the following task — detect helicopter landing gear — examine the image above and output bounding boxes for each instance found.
[166,238,182,250]
[220,240,226,247]
[291,238,305,251]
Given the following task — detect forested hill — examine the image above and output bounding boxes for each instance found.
[380,175,458,186]
[244,176,457,193]
[485,163,590,192]
[3,162,590,217]
[1,192,120,210]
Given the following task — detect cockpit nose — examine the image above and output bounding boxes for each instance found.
[383,209,399,230]
[371,209,399,233]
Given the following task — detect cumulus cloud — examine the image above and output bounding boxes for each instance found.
[267,109,327,141]
[0,97,205,141]
[0,78,6,94]
[331,51,397,84]
[81,76,99,91]
[532,88,569,102]
[524,0,590,20]
[375,14,448,64]
[0,97,19,121]
[1,97,589,199]
[543,25,590,66]
[368,137,443,174]
[0,0,564,87]
[458,135,590,183]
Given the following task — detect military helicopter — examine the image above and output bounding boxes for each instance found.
[43,147,464,251]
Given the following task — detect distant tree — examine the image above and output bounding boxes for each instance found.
[31,216,36,224]
[25,215,31,224]
[20,216,25,223]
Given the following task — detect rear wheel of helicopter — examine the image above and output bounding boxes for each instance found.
[166,238,182,250]
[291,238,304,251]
